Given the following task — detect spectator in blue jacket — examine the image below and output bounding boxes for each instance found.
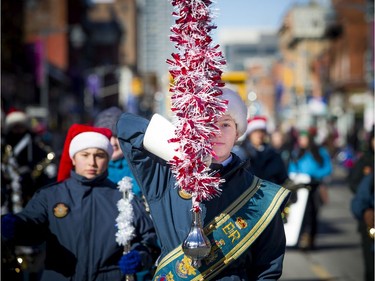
[288,129,332,250]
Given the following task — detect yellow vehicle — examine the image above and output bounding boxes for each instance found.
[169,71,247,100]
[221,71,247,101]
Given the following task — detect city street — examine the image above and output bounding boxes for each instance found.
[281,165,366,281]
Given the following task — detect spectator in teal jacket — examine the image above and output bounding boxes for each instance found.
[288,129,332,250]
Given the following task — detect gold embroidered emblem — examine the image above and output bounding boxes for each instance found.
[154,271,174,281]
[178,189,192,200]
[215,239,225,248]
[176,256,197,278]
[235,217,248,229]
[53,203,69,218]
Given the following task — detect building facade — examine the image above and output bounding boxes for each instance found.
[278,1,330,132]
[324,0,374,137]
[218,28,280,127]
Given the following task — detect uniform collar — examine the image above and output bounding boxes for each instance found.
[70,170,109,185]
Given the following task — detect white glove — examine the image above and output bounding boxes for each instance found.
[288,172,311,184]
[143,114,181,161]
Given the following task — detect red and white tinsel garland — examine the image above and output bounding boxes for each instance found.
[167,0,227,211]
[115,177,135,247]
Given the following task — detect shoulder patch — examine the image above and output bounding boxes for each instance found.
[178,188,192,200]
[53,203,70,218]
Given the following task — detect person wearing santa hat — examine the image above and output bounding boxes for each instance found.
[1,109,57,214]
[1,109,59,280]
[235,116,289,186]
[1,124,159,281]
[117,88,290,280]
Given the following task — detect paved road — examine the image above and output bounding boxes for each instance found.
[281,165,366,281]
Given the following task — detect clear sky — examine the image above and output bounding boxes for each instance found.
[213,0,330,30]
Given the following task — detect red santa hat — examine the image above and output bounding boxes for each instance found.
[57,124,113,181]
[4,109,29,132]
[246,116,267,135]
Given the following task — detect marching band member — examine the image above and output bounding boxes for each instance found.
[1,124,159,281]
[117,88,290,281]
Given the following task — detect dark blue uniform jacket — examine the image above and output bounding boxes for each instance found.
[12,170,157,281]
[117,113,289,281]
[236,141,288,185]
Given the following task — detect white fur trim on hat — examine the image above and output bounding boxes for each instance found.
[247,118,267,135]
[69,132,113,159]
[5,112,28,129]
[220,88,248,136]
